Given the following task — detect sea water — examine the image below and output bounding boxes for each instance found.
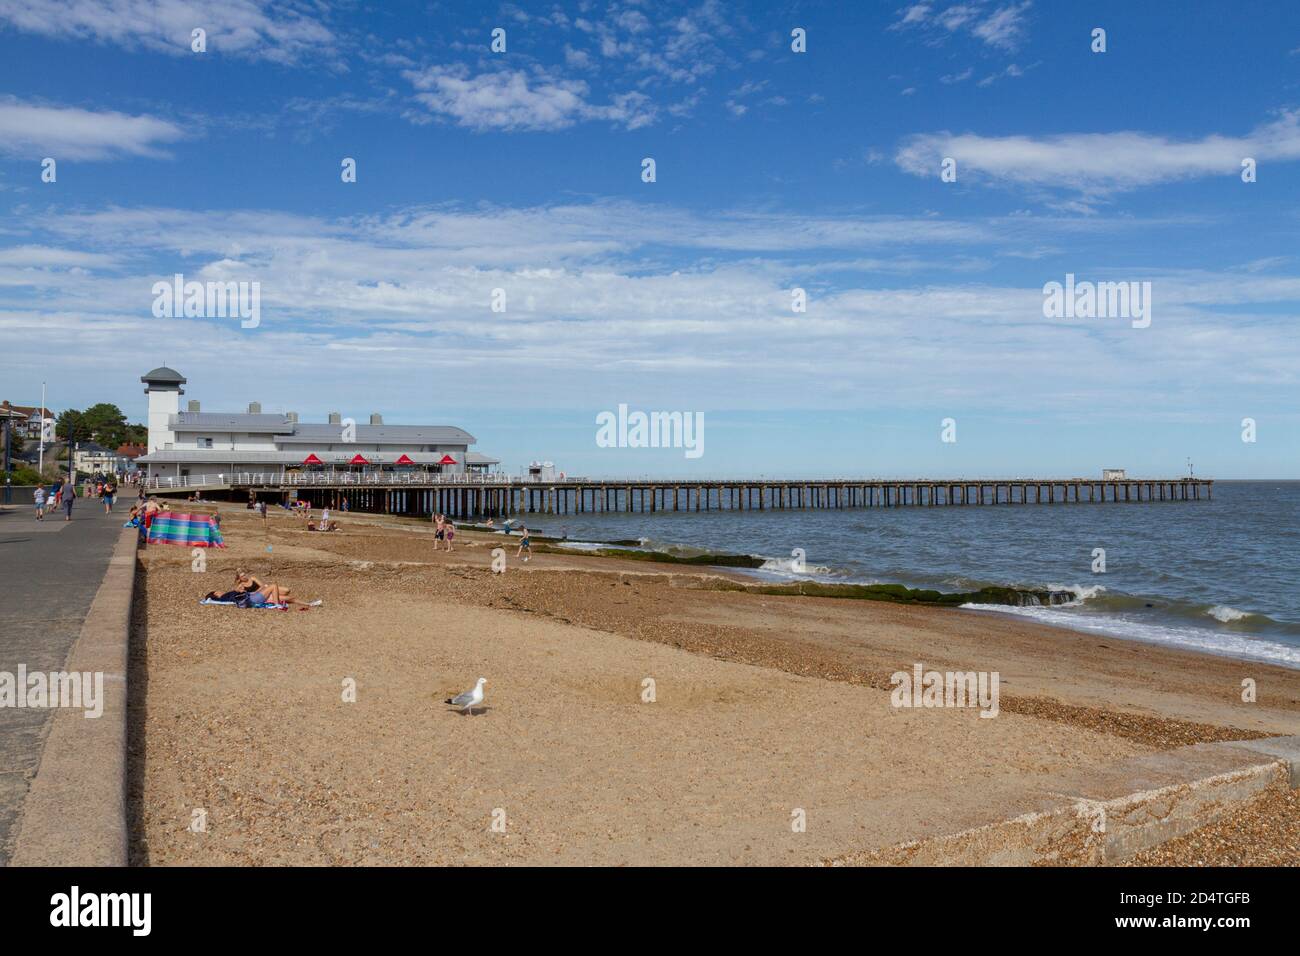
[523,480,1300,668]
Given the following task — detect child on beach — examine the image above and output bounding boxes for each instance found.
[444,520,455,551]
[516,526,531,562]
[33,483,46,520]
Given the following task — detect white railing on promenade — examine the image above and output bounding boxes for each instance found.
[144,470,527,490]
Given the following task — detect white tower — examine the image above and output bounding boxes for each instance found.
[141,367,186,452]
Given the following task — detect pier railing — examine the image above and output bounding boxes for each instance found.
[143,470,1213,519]
[143,470,1214,490]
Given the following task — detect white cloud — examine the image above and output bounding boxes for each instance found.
[896,4,932,27]
[0,0,336,64]
[937,5,978,31]
[404,66,655,131]
[0,97,187,160]
[3,201,1298,423]
[891,1,1032,51]
[972,3,1032,50]
[976,62,1026,86]
[0,245,120,268]
[896,110,1300,195]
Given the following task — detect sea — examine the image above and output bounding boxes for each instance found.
[520,480,1300,668]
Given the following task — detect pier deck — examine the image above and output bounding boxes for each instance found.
[145,472,1214,520]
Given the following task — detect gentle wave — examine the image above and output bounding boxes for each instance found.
[962,603,1300,668]
[757,555,835,576]
[1207,604,1253,623]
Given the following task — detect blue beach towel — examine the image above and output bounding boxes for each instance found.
[200,598,289,610]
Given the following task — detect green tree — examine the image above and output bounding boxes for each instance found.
[81,403,129,447]
[57,409,91,444]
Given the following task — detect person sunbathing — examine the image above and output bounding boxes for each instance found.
[234,569,321,607]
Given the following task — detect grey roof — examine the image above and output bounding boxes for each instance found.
[172,411,294,433]
[167,415,474,445]
[465,452,500,464]
[141,367,187,385]
[277,423,477,445]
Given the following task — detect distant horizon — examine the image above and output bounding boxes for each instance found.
[5,371,1295,482]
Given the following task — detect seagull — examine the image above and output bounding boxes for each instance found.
[446,677,486,715]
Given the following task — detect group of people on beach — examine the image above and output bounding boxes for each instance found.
[308,507,339,532]
[127,495,168,535]
[432,513,457,551]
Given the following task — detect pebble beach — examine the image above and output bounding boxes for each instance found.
[127,507,1300,866]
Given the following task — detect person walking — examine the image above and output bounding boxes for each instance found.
[103,478,116,513]
[33,483,46,521]
[63,482,75,521]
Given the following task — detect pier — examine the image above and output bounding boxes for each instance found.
[145,471,1214,520]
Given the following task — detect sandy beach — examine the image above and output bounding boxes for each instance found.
[127,507,1300,866]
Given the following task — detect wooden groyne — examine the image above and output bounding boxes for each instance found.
[149,472,1214,520]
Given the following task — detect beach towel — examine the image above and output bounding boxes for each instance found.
[147,512,226,548]
[200,598,289,610]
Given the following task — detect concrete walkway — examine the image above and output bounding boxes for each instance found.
[0,493,134,865]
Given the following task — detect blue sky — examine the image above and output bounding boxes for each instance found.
[1,0,1298,477]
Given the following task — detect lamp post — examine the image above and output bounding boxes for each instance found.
[2,404,10,506]
[38,382,46,477]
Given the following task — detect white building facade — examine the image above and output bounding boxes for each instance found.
[136,367,498,480]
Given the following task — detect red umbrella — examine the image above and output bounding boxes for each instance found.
[349,454,370,465]
[303,453,323,465]
[394,453,414,465]
[439,454,457,465]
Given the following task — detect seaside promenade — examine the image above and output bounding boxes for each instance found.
[0,495,132,865]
